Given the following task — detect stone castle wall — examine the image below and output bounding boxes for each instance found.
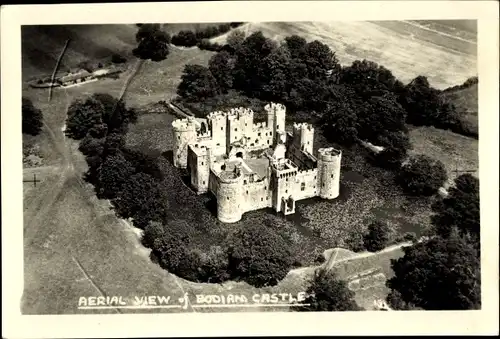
[172,102,342,223]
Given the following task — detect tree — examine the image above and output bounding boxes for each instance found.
[177,64,220,101]
[226,29,245,51]
[227,223,294,287]
[371,130,411,170]
[102,132,126,157]
[113,172,169,229]
[400,76,442,126]
[431,174,480,241]
[232,31,277,94]
[397,154,448,196]
[91,93,137,133]
[363,220,391,252]
[298,268,362,311]
[303,40,341,81]
[259,45,292,101]
[387,230,481,310]
[133,24,170,61]
[171,30,198,47]
[142,221,202,281]
[22,97,43,136]
[96,152,135,199]
[322,86,366,146]
[359,93,408,144]
[208,51,234,93]
[79,134,105,157]
[197,245,231,283]
[386,290,421,310]
[340,59,399,98]
[65,97,105,140]
[284,35,307,59]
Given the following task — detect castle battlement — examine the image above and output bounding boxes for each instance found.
[264,102,286,113]
[318,147,342,161]
[297,168,318,175]
[293,122,314,131]
[172,117,197,131]
[171,101,342,223]
[207,111,227,124]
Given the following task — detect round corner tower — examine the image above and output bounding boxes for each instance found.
[317,147,342,199]
[216,167,244,223]
[172,118,198,168]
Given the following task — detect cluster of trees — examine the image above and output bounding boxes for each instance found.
[133,24,171,62]
[142,221,296,287]
[67,93,172,229]
[442,76,478,93]
[22,97,43,136]
[177,30,471,169]
[296,268,363,311]
[386,173,480,310]
[177,31,412,167]
[171,22,243,48]
[397,154,448,196]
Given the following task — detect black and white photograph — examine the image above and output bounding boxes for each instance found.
[2,1,499,337]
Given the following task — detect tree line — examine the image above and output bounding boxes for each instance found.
[176,31,472,172]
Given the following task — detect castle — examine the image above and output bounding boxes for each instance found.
[172,102,342,223]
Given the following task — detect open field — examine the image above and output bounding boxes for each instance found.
[212,21,476,89]
[409,125,479,186]
[441,83,479,136]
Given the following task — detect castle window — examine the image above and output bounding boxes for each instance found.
[247,190,249,194]
[221,127,223,131]
[314,176,316,180]
[203,181,206,185]
[178,136,180,140]
[267,140,270,144]
[227,197,229,200]
[270,132,272,136]
[244,180,247,184]
[264,186,267,190]
[277,125,280,129]
[323,183,325,187]
[331,174,334,178]
[235,136,237,140]
[245,123,247,126]
[235,128,238,132]
[216,143,220,146]
[301,182,305,191]
[285,190,288,193]
[258,132,261,136]
[261,198,263,202]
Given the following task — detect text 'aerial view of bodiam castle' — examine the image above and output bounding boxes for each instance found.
[172,103,341,222]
